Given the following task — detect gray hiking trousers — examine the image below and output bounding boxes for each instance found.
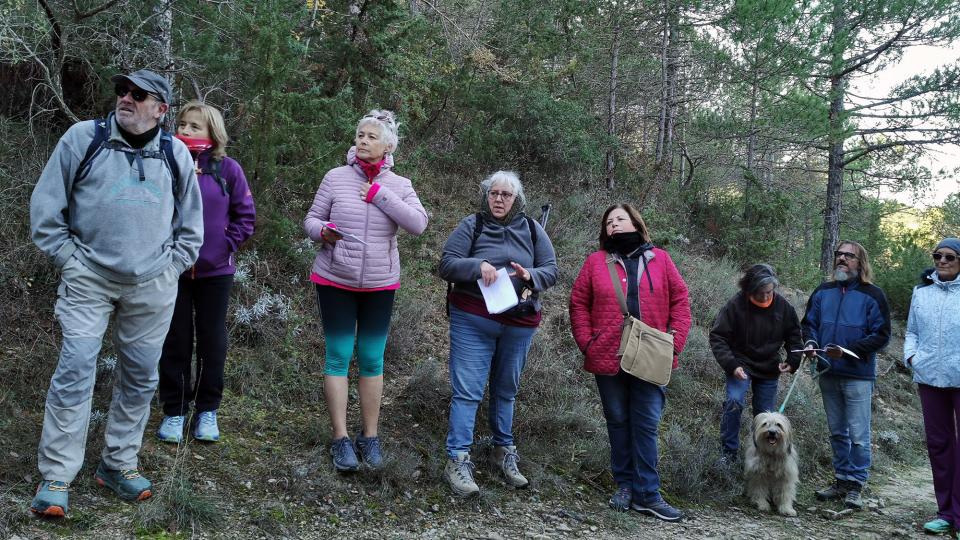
[38,256,178,482]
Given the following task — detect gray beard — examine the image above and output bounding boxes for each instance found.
[833,268,859,282]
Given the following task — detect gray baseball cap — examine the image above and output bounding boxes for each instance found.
[111,69,172,103]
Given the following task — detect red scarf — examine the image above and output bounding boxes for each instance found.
[175,135,214,156]
[356,157,385,182]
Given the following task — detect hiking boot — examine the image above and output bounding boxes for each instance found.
[30,480,69,517]
[843,480,864,510]
[156,415,185,443]
[355,435,383,469]
[815,480,846,501]
[192,410,220,442]
[94,462,152,501]
[608,486,631,512]
[331,436,359,472]
[632,497,683,522]
[492,445,529,488]
[923,518,952,534]
[444,452,479,497]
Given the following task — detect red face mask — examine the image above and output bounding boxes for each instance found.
[175,135,214,155]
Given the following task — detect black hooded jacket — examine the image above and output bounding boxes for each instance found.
[710,292,803,379]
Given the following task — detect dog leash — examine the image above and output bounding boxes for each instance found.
[778,353,831,413]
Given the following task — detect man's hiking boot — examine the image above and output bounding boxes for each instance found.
[492,445,528,488]
[355,435,384,469]
[156,415,185,443]
[30,480,69,517]
[444,452,479,497]
[331,436,359,472]
[94,462,152,501]
[843,480,864,510]
[608,486,631,512]
[815,479,846,501]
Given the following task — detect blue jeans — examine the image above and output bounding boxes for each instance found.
[819,375,874,485]
[595,371,666,504]
[720,375,779,455]
[445,306,537,457]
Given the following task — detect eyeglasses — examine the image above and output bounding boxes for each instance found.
[114,84,157,102]
[363,113,392,123]
[834,250,858,260]
[933,252,958,262]
[488,190,515,201]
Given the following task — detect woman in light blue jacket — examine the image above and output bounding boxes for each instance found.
[904,237,960,536]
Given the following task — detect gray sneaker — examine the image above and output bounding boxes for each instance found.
[492,445,529,488]
[843,481,864,510]
[444,452,479,497]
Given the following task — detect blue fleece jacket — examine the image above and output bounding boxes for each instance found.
[801,278,891,380]
[904,269,960,388]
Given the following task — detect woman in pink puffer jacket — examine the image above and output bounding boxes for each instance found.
[568,203,691,521]
[304,110,427,472]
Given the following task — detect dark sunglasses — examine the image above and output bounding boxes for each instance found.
[834,250,858,260]
[114,84,157,102]
[933,252,958,262]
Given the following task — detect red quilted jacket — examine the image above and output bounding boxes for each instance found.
[568,249,692,375]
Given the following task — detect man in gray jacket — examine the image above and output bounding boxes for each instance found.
[28,69,203,516]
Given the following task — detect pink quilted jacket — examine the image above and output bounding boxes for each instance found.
[304,148,428,289]
[568,249,692,375]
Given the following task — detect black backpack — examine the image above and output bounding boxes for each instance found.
[75,113,184,234]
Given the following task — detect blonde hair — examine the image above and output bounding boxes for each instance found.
[176,100,229,160]
[835,240,874,284]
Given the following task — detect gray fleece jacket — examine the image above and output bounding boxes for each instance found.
[439,213,558,307]
[30,116,203,284]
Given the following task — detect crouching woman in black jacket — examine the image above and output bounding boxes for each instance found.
[710,264,803,463]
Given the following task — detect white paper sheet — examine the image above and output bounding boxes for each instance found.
[790,345,861,359]
[477,268,519,314]
[329,228,367,245]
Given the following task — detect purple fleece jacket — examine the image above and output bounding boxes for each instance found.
[188,152,256,278]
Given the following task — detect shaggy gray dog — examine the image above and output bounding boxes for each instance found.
[744,411,799,516]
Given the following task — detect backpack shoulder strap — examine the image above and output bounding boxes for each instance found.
[203,158,229,195]
[471,212,484,252]
[525,216,538,247]
[74,118,110,183]
[159,130,183,239]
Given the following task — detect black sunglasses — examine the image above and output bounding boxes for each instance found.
[834,250,858,260]
[933,252,958,262]
[114,84,157,103]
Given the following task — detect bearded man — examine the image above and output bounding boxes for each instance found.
[802,240,890,510]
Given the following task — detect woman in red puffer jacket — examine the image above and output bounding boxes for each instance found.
[568,203,691,521]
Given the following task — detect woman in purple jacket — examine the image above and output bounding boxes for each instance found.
[156,101,256,443]
[304,110,428,472]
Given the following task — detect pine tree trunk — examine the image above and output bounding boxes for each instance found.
[605,10,621,190]
[821,74,846,274]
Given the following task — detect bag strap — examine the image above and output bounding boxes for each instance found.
[605,258,630,318]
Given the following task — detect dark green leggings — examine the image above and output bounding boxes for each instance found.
[315,285,395,377]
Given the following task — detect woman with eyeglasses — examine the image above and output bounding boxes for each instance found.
[155,101,256,444]
[304,110,427,472]
[438,171,557,497]
[904,238,960,536]
[709,264,802,464]
[568,203,691,521]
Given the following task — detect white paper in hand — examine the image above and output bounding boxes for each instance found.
[477,268,519,314]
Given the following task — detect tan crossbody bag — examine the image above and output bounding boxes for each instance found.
[606,259,675,386]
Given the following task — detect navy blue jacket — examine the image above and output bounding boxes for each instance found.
[801,278,891,380]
